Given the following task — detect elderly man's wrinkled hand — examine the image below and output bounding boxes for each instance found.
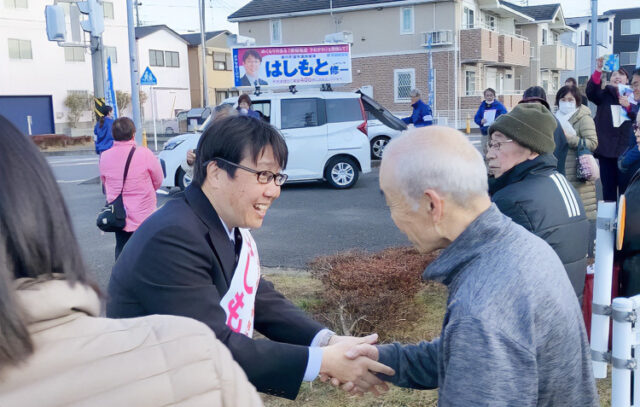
[319,339,394,396]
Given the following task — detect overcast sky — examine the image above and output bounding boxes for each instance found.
[139,0,638,34]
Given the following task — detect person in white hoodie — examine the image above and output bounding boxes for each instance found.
[554,85,598,220]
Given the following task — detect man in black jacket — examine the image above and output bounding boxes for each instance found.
[487,103,589,303]
[106,115,393,399]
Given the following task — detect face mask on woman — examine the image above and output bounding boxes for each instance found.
[558,101,577,115]
[240,108,249,115]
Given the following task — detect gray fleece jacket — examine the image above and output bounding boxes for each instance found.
[377,204,598,406]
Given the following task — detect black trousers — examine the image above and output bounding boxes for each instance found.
[115,230,133,260]
[599,156,621,202]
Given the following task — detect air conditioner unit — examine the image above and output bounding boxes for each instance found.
[324,31,353,44]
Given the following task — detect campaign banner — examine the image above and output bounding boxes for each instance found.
[105,56,118,118]
[233,44,352,88]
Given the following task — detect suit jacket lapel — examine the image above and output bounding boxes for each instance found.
[184,185,236,283]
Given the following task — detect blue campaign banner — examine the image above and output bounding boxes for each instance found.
[233,44,352,88]
[105,56,118,118]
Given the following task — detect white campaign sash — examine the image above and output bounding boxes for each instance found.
[219,228,261,338]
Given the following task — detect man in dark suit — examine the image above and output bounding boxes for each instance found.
[107,115,393,399]
[240,49,269,87]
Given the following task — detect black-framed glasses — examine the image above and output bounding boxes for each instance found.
[208,157,288,186]
[487,139,514,151]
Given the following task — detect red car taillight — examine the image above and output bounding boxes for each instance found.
[358,98,368,136]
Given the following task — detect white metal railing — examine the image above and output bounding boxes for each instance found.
[461,22,529,41]
[421,30,454,46]
[460,90,525,97]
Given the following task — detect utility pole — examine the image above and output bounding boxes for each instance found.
[591,0,598,75]
[127,0,143,142]
[199,0,209,107]
[89,35,106,114]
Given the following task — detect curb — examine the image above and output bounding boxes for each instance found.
[262,266,310,276]
[42,149,96,157]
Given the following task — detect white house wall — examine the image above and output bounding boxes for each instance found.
[136,30,191,121]
[0,0,132,134]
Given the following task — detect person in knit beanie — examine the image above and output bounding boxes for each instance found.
[486,103,557,178]
[487,103,589,305]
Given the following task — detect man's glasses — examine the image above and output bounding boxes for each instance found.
[208,157,288,186]
[487,139,514,151]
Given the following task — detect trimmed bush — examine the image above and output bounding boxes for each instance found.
[309,247,440,338]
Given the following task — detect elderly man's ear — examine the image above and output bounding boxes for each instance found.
[423,189,444,223]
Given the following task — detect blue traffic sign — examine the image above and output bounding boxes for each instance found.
[140,66,157,85]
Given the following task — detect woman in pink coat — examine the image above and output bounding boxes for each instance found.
[99,117,163,259]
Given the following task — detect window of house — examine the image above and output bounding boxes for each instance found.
[578,76,588,86]
[213,52,227,70]
[103,1,114,19]
[542,29,548,45]
[149,49,164,66]
[610,21,613,30]
[394,68,415,103]
[225,53,233,71]
[620,52,638,66]
[465,70,476,96]
[542,79,549,93]
[281,98,323,129]
[64,46,85,62]
[584,31,590,46]
[8,38,32,60]
[270,19,282,44]
[484,13,496,30]
[400,7,414,35]
[622,19,640,35]
[609,35,612,45]
[4,0,28,8]
[105,46,117,63]
[552,32,558,44]
[463,7,475,29]
[165,51,179,67]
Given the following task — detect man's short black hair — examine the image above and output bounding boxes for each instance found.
[242,49,262,62]
[193,115,288,186]
[565,77,577,87]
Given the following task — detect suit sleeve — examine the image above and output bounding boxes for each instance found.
[254,277,325,345]
[114,225,310,399]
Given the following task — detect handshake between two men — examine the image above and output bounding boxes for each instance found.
[319,333,394,396]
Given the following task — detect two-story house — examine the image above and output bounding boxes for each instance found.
[604,7,640,75]
[134,25,191,123]
[229,0,585,127]
[1,0,132,135]
[229,0,540,126]
[181,30,238,107]
[561,15,615,87]
[500,1,575,98]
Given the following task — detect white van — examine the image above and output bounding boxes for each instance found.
[157,90,406,189]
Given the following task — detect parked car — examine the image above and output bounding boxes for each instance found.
[157,90,406,190]
[367,112,403,159]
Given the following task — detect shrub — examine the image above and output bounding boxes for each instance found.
[309,247,440,338]
[116,90,131,111]
[63,93,91,128]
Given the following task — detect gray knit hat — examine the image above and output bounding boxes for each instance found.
[488,103,556,154]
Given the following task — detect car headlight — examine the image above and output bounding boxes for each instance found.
[163,139,184,150]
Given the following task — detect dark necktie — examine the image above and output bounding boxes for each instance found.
[233,228,242,266]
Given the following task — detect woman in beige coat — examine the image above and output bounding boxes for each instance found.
[0,115,262,407]
[555,86,598,220]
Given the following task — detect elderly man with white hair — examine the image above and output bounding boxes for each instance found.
[401,89,433,127]
[339,126,598,405]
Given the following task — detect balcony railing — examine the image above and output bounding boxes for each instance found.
[421,30,454,47]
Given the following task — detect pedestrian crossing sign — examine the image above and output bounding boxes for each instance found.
[140,67,157,85]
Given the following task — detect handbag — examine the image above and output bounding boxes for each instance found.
[576,137,600,182]
[96,146,136,232]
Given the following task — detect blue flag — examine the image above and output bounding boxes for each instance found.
[105,56,118,118]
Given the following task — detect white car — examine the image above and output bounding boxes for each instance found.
[367,114,403,160]
[157,90,406,190]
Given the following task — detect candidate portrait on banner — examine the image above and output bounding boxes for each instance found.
[239,49,269,87]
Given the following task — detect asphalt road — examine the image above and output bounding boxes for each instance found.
[48,153,418,291]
